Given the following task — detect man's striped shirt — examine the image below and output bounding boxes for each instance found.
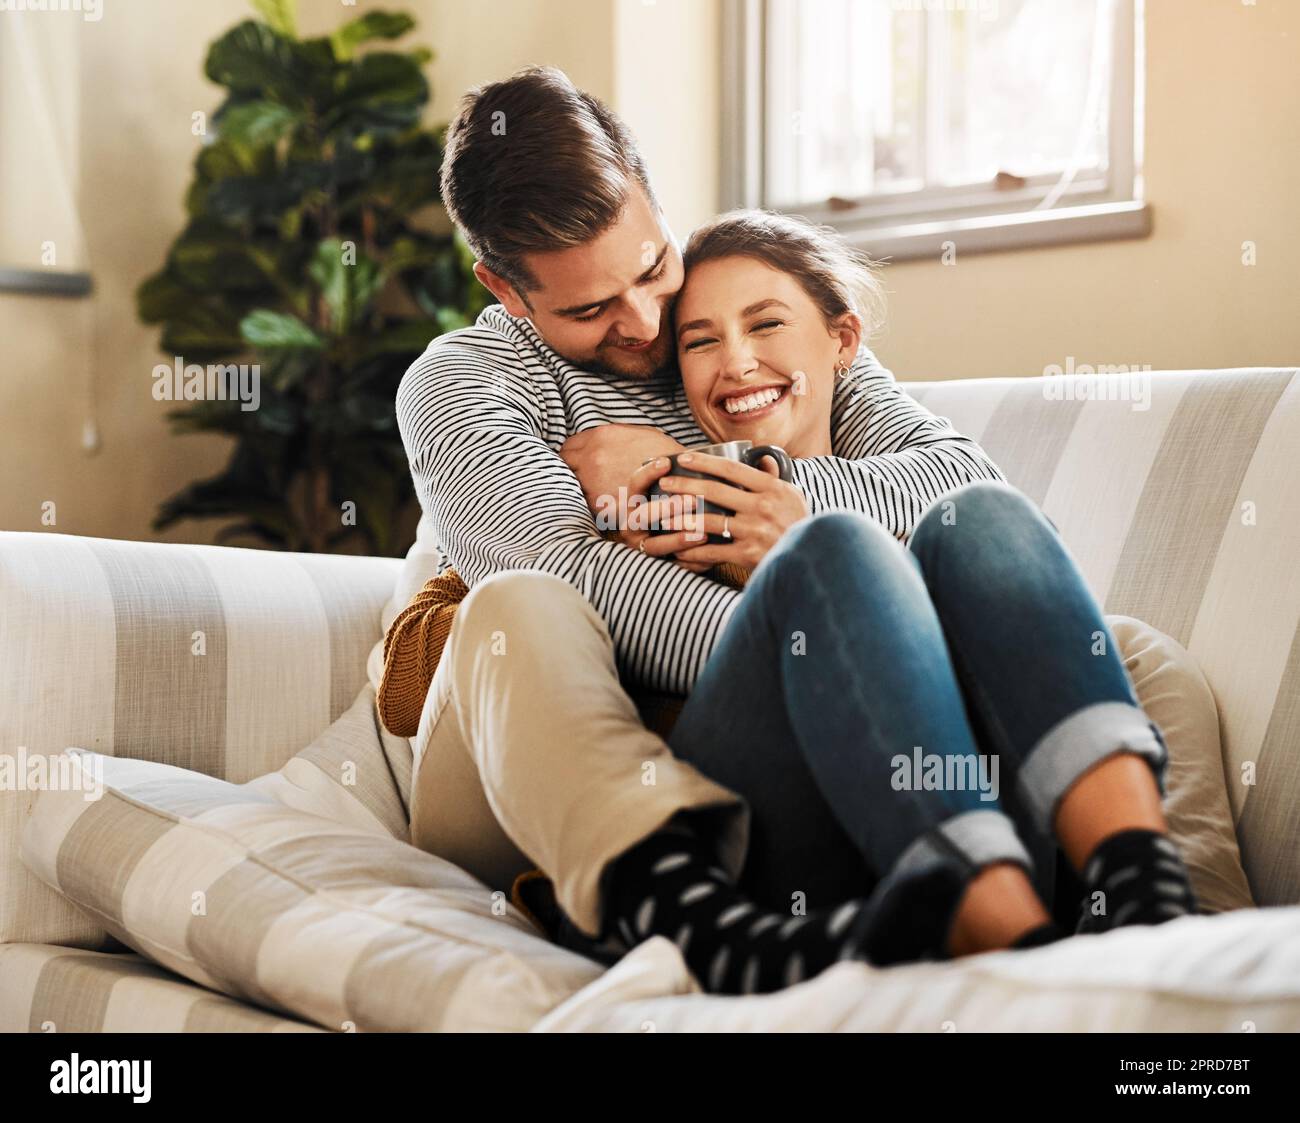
[396,304,1006,695]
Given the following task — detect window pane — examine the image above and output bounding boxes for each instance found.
[0,20,85,271]
[766,0,924,208]
[764,0,1110,210]
[939,0,1108,185]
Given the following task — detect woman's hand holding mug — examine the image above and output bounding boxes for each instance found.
[633,443,808,574]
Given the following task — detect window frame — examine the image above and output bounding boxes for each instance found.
[721,0,1151,261]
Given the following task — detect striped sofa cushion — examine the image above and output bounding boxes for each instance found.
[0,533,402,948]
[0,943,326,1033]
[242,682,412,843]
[19,749,603,1032]
[905,367,1300,906]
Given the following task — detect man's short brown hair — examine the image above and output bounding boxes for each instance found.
[439,66,657,298]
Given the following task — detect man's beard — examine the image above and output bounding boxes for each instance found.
[586,330,676,380]
[556,293,679,380]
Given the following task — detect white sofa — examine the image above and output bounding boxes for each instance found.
[2,365,1299,1032]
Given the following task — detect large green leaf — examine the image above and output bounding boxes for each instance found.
[158,303,248,357]
[194,136,266,180]
[334,50,425,104]
[162,399,249,437]
[251,0,298,38]
[240,309,322,350]
[307,237,383,335]
[326,52,428,135]
[329,11,414,61]
[258,347,317,391]
[323,141,378,198]
[203,162,330,226]
[169,222,282,292]
[248,393,301,435]
[337,392,396,432]
[216,99,299,147]
[435,307,471,334]
[361,132,441,210]
[276,205,304,241]
[202,177,293,226]
[137,270,196,324]
[205,20,315,103]
[186,138,277,219]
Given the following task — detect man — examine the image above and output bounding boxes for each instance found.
[393,66,1007,992]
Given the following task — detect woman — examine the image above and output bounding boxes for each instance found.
[579,209,1197,993]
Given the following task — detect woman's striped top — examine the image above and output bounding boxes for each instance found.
[395,304,1006,695]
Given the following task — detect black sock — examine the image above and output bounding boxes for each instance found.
[604,814,878,994]
[1011,920,1067,949]
[1075,828,1198,934]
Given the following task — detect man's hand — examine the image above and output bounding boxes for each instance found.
[560,424,688,533]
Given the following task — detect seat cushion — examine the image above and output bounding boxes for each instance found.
[0,942,326,1033]
[19,749,604,1032]
[533,908,1300,1032]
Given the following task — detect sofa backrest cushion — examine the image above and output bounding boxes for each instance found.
[905,367,1300,905]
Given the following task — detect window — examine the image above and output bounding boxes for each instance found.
[0,15,91,296]
[722,0,1149,261]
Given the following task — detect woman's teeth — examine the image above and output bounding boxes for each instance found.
[722,387,783,415]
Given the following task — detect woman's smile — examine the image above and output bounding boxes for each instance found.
[714,382,791,425]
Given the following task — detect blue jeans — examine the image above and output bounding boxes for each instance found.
[667,481,1170,939]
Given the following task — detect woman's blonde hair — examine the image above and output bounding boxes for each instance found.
[681,209,887,339]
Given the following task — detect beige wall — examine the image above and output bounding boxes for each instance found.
[1,0,261,546]
[613,0,721,236]
[405,0,617,116]
[1,0,1294,546]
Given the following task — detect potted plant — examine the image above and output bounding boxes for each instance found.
[138,0,490,555]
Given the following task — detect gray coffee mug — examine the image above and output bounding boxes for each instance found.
[647,439,794,544]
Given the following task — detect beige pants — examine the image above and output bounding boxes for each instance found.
[409,570,751,938]
[409,570,1231,939]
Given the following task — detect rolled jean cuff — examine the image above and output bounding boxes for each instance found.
[892,808,1036,885]
[1017,700,1170,838]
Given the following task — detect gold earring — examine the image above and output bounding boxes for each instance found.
[835,359,850,379]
